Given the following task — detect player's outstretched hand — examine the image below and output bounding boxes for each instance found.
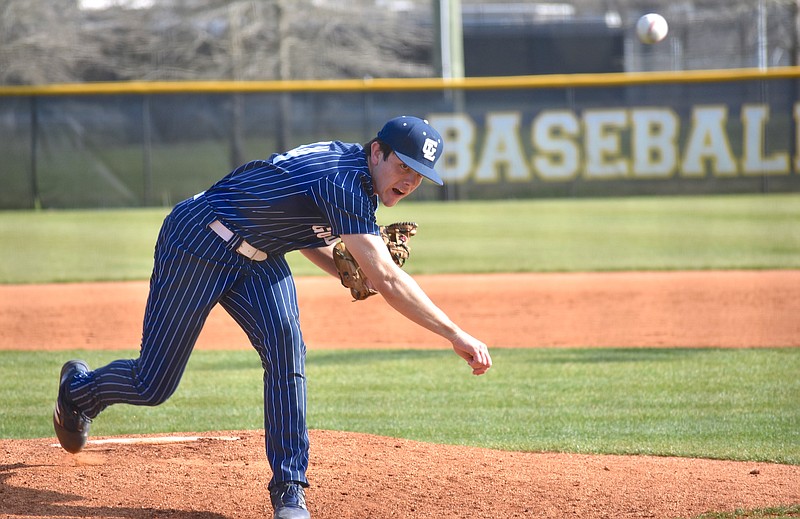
[450,330,492,376]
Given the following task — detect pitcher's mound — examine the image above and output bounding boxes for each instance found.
[2,429,798,518]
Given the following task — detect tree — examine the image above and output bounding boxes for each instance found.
[1,0,798,85]
[0,0,90,84]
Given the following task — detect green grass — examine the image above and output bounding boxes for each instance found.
[3,348,798,465]
[0,208,169,283]
[685,505,800,519]
[1,193,799,283]
[383,193,800,274]
[2,194,797,515]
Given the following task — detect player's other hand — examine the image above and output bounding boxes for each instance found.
[451,331,492,376]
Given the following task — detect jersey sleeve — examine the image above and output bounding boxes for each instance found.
[314,171,380,236]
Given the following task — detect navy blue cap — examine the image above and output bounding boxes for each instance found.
[377,116,444,186]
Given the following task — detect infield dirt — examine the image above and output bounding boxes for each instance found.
[1,271,798,518]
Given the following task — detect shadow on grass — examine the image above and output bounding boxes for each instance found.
[531,347,716,365]
[307,347,716,367]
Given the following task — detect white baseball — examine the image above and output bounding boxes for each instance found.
[636,13,669,44]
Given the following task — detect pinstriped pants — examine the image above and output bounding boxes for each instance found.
[69,195,309,488]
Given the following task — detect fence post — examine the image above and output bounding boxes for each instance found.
[30,96,41,210]
[142,95,153,206]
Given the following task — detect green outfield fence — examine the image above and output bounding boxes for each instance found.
[2,67,800,209]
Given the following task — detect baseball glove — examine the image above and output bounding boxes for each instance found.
[333,222,418,301]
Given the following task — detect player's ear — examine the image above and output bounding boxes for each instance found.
[368,141,382,165]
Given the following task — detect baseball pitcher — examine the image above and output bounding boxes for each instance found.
[53,116,492,519]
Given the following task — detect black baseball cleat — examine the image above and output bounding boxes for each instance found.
[53,360,92,454]
[270,482,310,519]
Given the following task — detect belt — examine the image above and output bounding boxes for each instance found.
[209,220,268,262]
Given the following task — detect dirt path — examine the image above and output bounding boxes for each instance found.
[2,430,798,519]
[2,271,799,351]
[1,271,798,518]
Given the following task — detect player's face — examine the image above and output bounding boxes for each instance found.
[371,147,423,207]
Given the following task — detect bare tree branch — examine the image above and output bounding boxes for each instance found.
[0,0,796,85]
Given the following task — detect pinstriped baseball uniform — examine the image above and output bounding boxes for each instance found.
[67,140,379,489]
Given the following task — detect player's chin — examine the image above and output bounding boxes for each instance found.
[380,190,405,207]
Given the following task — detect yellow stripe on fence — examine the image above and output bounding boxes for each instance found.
[1,66,799,97]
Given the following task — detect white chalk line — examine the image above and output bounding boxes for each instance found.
[51,435,240,448]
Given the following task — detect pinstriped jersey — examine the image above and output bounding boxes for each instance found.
[203,141,380,255]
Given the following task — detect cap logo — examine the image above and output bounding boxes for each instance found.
[422,138,439,162]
